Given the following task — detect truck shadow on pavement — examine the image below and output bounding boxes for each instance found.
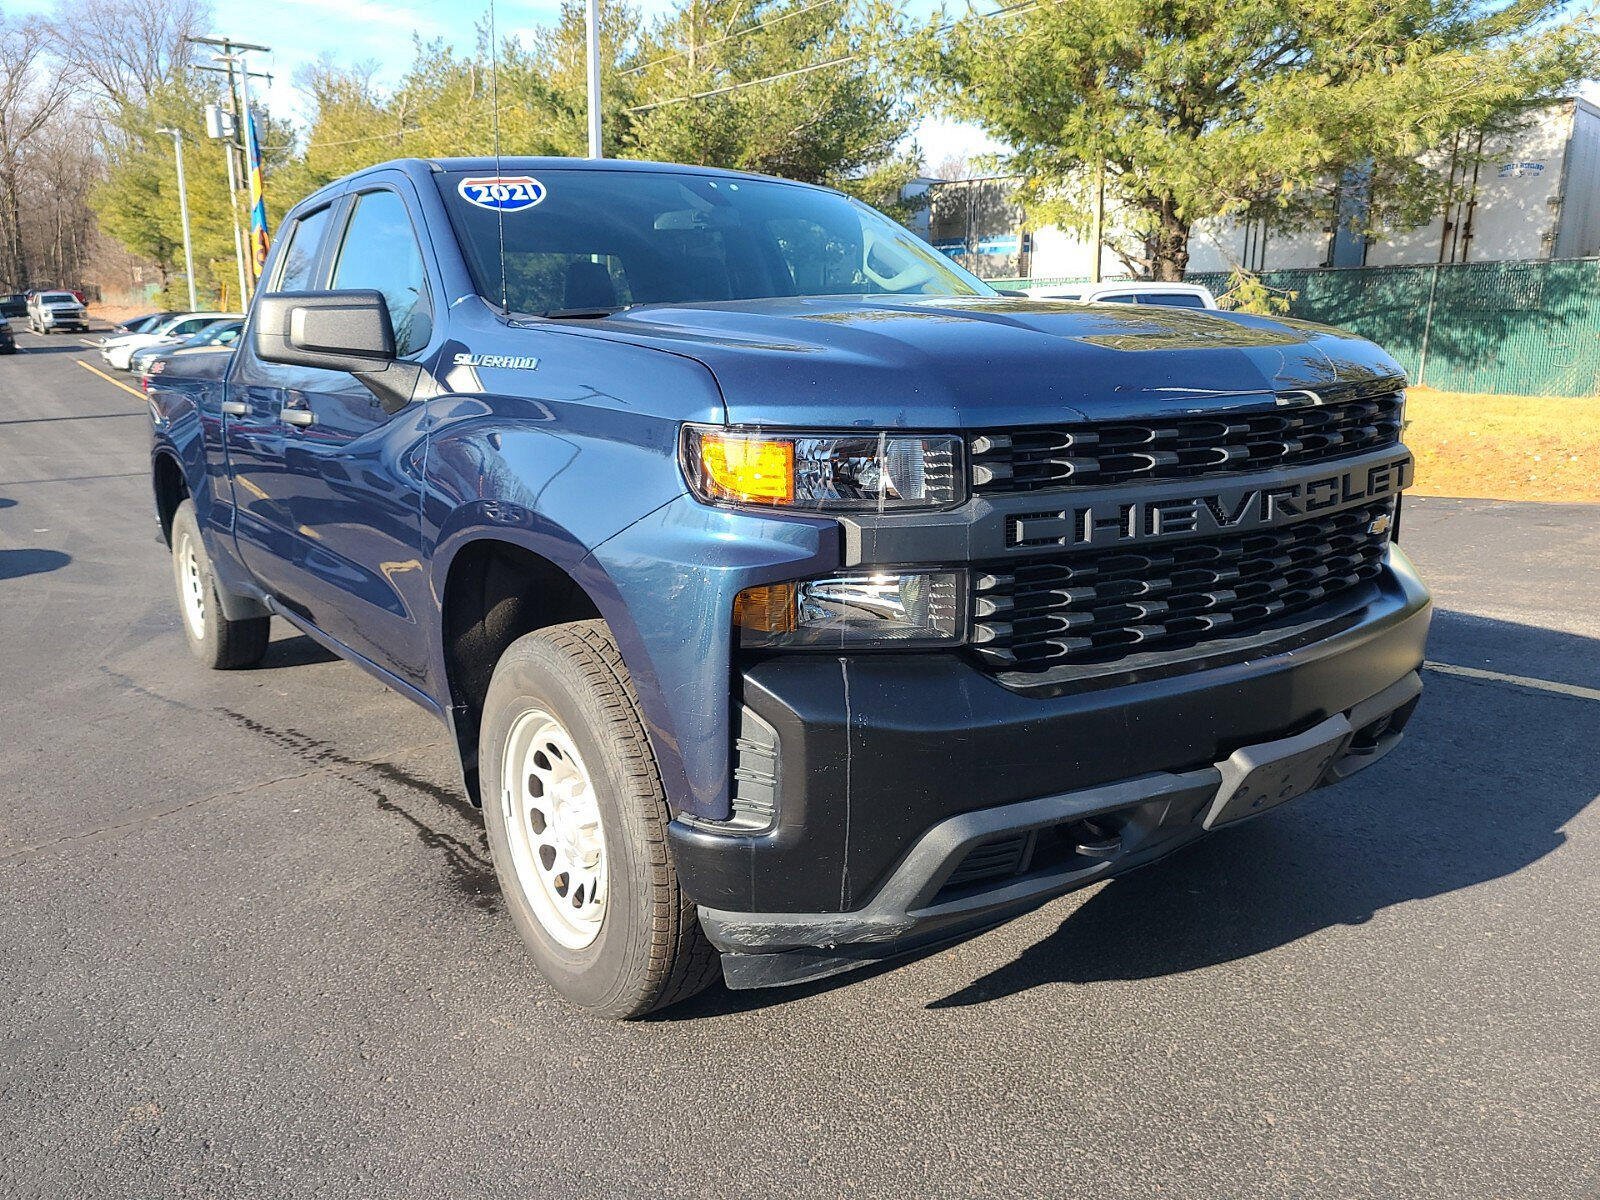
[0,548,70,580]
[11,340,96,356]
[925,612,1598,1009]
[259,632,339,668]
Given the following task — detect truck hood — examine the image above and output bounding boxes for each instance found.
[589,295,1404,426]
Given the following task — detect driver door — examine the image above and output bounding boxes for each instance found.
[226,180,440,692]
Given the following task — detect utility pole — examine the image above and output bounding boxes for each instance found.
[236,51,261,286]
[157,127,198,310]
[1089,161,1105,284]
[203,100,248,307]
[187,36,272,299]
[585,0,603,158]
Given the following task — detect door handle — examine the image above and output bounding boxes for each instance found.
[281,409,316,427]
[220,400,248,416]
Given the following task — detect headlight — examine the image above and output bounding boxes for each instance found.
[682,426,964,511]
[734,571,966,649]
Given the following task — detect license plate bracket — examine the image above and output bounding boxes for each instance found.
[1202,714,1353,830]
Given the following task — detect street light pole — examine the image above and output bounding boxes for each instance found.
[157,127,198,311]
[585,0,602,158]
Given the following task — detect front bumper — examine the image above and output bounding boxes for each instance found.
[669,547,1432,989]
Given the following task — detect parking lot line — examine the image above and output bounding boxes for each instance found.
[74,358,145,399]
[1424,660,1600,703]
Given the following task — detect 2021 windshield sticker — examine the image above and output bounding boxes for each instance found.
[458,176,546,212]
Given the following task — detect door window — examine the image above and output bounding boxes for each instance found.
[272,204,334,293]
[330,190,432,356]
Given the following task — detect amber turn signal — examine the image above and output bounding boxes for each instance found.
[696,434,795,504]
[733,583,798,634]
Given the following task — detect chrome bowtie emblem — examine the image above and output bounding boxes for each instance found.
[1368,512,1393,537]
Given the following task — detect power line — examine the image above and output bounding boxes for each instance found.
[269,125,425,153]
[625,0,1060,116]
[627,52,861,113]
[620,0,847,78]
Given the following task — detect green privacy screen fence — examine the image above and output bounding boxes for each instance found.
[991,258,1600,397]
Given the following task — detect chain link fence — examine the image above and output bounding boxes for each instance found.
[991,259,1600,397]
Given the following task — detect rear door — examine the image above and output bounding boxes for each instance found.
[226,179,440,691]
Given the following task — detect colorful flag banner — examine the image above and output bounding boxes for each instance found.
[246,109,270,279]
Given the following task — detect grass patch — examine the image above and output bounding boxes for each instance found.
[1403,387,1600,503]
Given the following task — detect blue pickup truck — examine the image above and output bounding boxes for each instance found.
[148,157,1431,1017]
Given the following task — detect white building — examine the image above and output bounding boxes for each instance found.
[1189,97,1600,271]
[918,98,1600,278]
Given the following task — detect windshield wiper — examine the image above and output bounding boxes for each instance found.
[538,306,628,320]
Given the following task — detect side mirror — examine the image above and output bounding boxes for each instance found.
[253,290,397,373]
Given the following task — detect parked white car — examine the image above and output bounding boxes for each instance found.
[1024,281,1219,309]
[26,290,89,333]
[101,312,242,371]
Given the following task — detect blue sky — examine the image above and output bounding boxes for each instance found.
[7,0,997,168]
[19,0,1586,169]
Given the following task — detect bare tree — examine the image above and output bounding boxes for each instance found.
[45,0,211,109]
[20,116,100,287]
[929,153,972,181]
[0,14,76,287]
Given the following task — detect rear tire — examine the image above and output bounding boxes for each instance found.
[480,620,720,1019]
[170,500,270,669]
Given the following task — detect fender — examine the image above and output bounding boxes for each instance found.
[419,315,738,813]
[422,395,705,814]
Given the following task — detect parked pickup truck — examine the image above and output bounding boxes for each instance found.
[147,157,1431,1018]
[27,289,88,334]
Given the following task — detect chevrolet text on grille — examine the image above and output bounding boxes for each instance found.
[1007,456,1413,549]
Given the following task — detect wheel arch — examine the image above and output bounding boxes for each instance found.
[151,447,189,546]
[436,534,607,806]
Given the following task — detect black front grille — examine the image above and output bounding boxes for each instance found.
[972,500,1393,671]
[970,387,1404,493]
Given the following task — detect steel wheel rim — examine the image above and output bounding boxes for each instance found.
[176,530,207,640]
[500,708,607,950]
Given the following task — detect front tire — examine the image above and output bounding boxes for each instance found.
[170,500,270,669]
[480,620,719,1019]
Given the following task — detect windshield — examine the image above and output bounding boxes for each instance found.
[195,321,240,344]
[1135,292,1208,309]
[42,292,76,304]
[436,167,990,315]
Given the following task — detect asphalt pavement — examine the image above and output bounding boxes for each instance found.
[1,326,1596,1199]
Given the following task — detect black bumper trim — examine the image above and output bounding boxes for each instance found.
[704,669,1423,990]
